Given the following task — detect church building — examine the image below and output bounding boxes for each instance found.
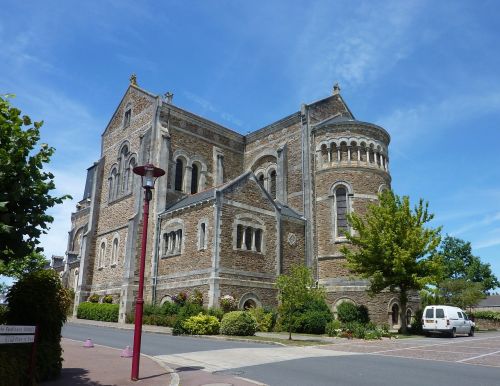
[64,76,418,327]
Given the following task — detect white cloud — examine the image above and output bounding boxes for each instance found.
[183,91,243,127]
[378,91,500,149]
[291,0,425,97]
[38,167,89,259]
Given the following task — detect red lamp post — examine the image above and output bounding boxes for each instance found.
[131,163,165,381]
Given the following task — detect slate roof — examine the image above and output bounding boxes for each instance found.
[312,114,390,141]
[276,203,304,220]
[165,188,216,213]
[476,295,500,307]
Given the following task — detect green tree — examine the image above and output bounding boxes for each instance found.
[276,264,326,340]
[438,235,499,293]
[438,278,485,311]
[0,95,70,277]
[341,190,442,334]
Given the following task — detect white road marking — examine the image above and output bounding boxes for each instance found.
[457,349,500,363]
[155,346,359,372]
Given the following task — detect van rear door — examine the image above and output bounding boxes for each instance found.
[435,308,447,330]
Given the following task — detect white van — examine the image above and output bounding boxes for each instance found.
[422,305,475,337]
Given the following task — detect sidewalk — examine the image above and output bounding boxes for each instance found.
[41,338,175,386]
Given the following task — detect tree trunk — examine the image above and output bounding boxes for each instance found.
[399,289,408,335]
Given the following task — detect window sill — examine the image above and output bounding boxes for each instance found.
[161,253,181,259]
[334,238,350,244]
[234,248,263,254]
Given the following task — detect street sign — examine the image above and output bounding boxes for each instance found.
[0,325,36,334]
[0,334,35,344]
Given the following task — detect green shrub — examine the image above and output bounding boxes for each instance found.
[0,346,31,386]
[172,291,187,305]
[172,318,187,335]
[160,301,180,316]
[326,319,342,337]
[472,311,500,321]
[219,295,237,313]
[189,289,204,306]
[144,303,163,316]
[207,307,225,321]
[409,309,423,335]
[182,313,220,335]
[6,270,71,382]
[247,307,274,332]
[143,314,176,327]
[171,302,205,335]
[77,302,119,322]
[178,302,204,319]
[88,294,100,303]
[337,302,369,324]
[295,309,332,334]
[102,295,113,304]
[0,304,7,324]
[220,311,257,336]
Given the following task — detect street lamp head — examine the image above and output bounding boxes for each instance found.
[133,163,165,189]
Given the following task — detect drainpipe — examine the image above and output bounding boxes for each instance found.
[151,215,162,305]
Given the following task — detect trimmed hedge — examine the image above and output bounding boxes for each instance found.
[77,302,119,322]
[337,302,370,324]
[220,311,257,336]
[182,313,220,335]
[472,311,500,321]
[5,269,71,382]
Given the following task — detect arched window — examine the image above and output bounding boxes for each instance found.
[191,163,199,194]
[175,158,184,191]
[269,170,277,199]
[392,303,400,326]
[111,237,119,265]
[333,185,349,238]
[108,167,118,201]
[123,157,136,194]
[99,241,106,268]
[257,173,264,188]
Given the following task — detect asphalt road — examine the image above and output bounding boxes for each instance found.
[62,323,264,355]
[234,353,500,386]
[63,323,500,386]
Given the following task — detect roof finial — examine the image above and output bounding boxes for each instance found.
[129,73,137,86]
[164,91,174,104]
[333,82,340,95]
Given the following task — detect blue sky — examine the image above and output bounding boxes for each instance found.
[1,0,499,286]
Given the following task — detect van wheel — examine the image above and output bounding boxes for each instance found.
[468,327,474,337]
[450,328,456,338]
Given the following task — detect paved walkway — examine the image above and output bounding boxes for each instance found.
[41,338,174,386]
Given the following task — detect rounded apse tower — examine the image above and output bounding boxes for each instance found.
[312,114,399,324]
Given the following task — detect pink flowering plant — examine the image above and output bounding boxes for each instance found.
[219,294,237,313]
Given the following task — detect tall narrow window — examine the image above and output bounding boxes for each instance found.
[335,187,348,237]
[163,233,168,255]
[99,242,106,268]
[124,108,131,128]
[111,238,118,265]
[269,170,277,199]
[176,229,182,253]
[236,225,243,249]
[191,164,199,194]
[199,222,206,250]
[244,227,252,250]
[254,229,262,252]
[258,174,264,188]
[175,159,184,191]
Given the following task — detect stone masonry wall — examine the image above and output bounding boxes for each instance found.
[157,202,214,276]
